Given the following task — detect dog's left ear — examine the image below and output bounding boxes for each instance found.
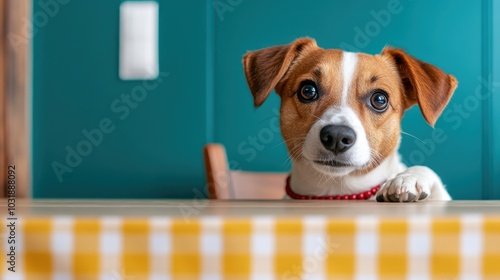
[243,38,318,107]
[382,47,458,127]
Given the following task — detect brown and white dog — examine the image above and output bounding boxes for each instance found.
[242,38,457,202]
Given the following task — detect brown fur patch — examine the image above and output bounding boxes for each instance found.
[347,54,404,174]
[278,50,344,161]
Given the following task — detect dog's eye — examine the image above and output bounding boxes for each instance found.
[298,84,318,103]
[369,91,389,112]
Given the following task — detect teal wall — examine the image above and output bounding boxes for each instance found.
[33,0,499,199]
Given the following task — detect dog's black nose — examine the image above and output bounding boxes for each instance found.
[320,125,356,154]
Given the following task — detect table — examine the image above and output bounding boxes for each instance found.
[1,200,500,279]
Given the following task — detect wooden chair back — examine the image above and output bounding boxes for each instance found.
[203,144,287,199]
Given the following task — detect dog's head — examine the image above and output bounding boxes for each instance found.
[243,38,457,176]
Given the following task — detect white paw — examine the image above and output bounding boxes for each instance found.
[376,173,431,202]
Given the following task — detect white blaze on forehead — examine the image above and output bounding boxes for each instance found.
[340,52,358,105]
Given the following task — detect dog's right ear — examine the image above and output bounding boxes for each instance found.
[242,38,317,107]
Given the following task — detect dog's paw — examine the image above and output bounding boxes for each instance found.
[376,173,430,202]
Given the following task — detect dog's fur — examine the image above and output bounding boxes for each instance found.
[242,38,457,202]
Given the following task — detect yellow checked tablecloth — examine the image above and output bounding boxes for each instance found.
[1,200,500,279]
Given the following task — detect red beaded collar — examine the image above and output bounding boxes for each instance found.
[285,176,381,200]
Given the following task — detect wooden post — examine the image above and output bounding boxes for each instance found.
[4,0,31,198]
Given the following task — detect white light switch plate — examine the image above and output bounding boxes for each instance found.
[119,1,158,80]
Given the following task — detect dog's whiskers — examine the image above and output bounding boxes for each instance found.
[308,113,322,121]
[282,144,303,166]
[269,136,306,150]
[401,131,433,149]
[340,174,347,195]
[281,137,306,166]
[369,149,384,167]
